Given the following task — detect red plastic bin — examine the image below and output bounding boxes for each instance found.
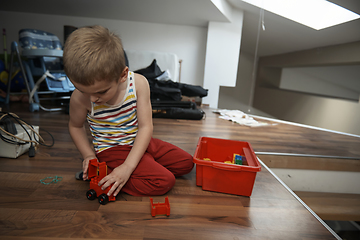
[193,137,261,197]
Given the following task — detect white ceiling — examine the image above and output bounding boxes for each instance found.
[1,0,227,27]
[228,0,360,56]
[2,0,360,57]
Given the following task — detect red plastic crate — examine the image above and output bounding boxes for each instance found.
[193,137,261,197]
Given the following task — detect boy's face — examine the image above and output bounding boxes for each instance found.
[73,68,128,105]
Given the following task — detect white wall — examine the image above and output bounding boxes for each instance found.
[0,10,207,86]
[254,42,360,136]
[255,87,360,135]
[218,51,254,110]
[280,66,360,101]
[202,9,244,108]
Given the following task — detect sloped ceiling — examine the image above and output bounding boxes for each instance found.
[1,0,228,27]
[2,0,360,57]
[228,0,360,56]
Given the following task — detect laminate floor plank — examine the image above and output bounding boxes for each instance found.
[0,103,347,239]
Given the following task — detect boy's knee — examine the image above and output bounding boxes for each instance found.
[147,172,175,196]
[184,154,194,172]
[126,172,175,196]
[155,173,176,195]
[174,155,194,177]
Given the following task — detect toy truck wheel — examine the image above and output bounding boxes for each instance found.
[98,194,109,205]
[86,189,97,200]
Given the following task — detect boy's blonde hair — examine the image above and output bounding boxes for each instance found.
[63,25,126,86]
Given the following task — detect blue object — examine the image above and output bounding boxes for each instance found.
[19,29,75,93]
[0,59,5,72]
[234,154,243,165]
[19,29,62,50]
[8,29,75,112]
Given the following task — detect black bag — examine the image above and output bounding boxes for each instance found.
[152,101,204,120]
[148,79,182,101]
[134,59,208,99]
[151,100,197,109]
[149,79,208,98]
[134,59,163,79]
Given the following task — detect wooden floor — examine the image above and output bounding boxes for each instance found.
[1,102,359,239]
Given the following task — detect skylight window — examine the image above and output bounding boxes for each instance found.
[242,0,360,30]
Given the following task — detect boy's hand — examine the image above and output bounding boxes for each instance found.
[82,156,98,180]
[98,163,132,197]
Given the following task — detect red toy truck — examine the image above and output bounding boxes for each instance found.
[86,159,116,205]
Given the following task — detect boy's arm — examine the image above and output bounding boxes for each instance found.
[123,73,153,170]
[99,74,153,196]
[68,90,96,180]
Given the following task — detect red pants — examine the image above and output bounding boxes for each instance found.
[96,138,194,196]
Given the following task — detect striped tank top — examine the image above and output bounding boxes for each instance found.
[87,71,138,153]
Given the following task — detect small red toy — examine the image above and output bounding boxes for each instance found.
[86,159,115,205]
[150,196,170,217]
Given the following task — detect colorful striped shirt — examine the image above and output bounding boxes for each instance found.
[87,71,138,153]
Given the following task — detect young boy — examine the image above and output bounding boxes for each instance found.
[63,25,193,198]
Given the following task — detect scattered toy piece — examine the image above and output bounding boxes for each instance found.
[40,176,62,185]
[150,196,170,217]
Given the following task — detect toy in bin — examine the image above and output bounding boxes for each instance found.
[224,154,247,165]
[193,137,261,197]
[86,159,116,205]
